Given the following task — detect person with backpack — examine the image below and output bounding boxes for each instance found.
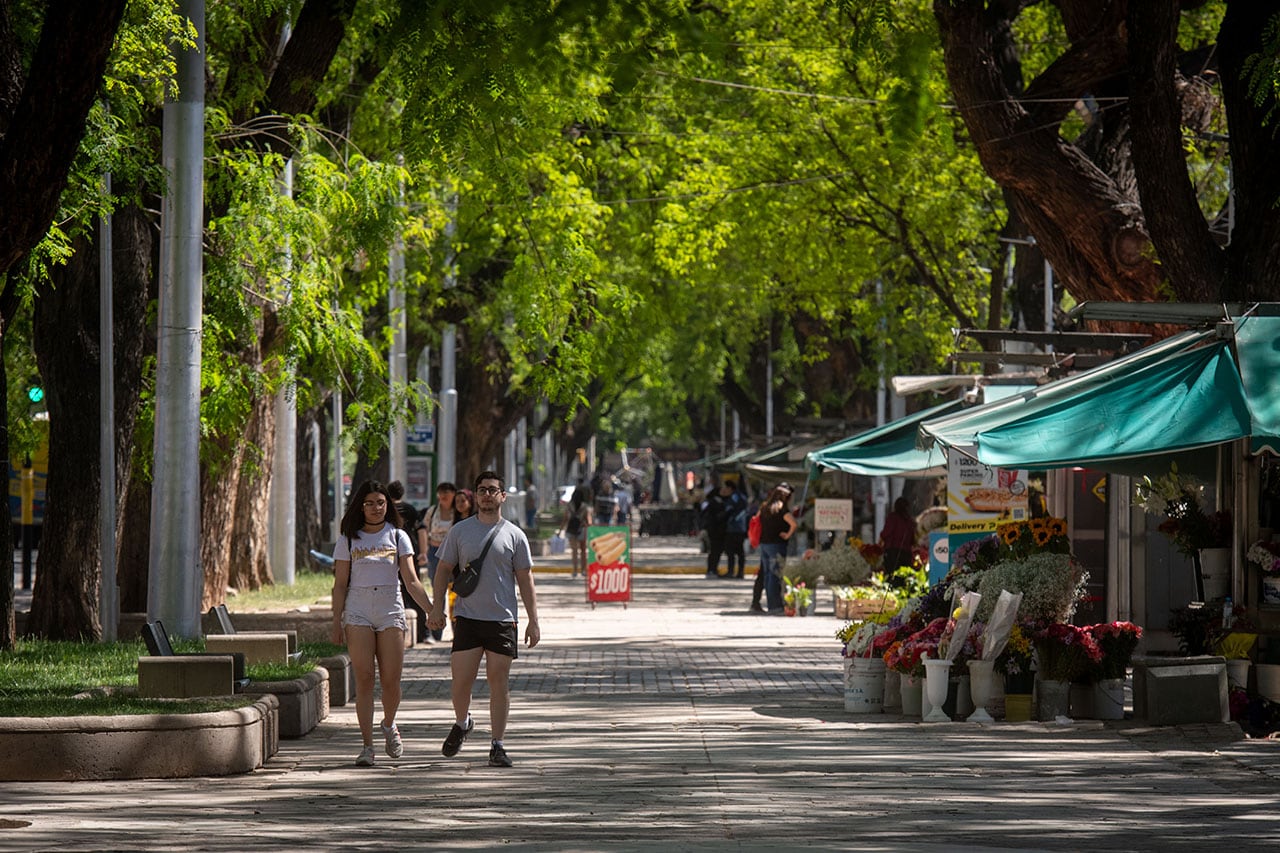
[722,478,750,579]
[387,480,427,644]
[563,483,592,579]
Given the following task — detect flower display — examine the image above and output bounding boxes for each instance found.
[996,623,1034,677]
[970,552,1088,624]
[937,590,981,662]
[1088,621,1143,680]
[791,537,874,587]
[1034,622,1103,682]
[1247,541,1280,576]
[783,577,814,610]
[1135,465,1231,557]
[882,617,946,677]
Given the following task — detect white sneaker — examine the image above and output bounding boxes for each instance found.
[382,722,403,758]
[355,745,375,767]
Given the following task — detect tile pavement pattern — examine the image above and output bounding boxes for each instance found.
[5,571,1280,850]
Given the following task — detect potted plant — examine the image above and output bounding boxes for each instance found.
[1136,465,1232,600]
[1087,621,1143,719]
[1033,622,1102,720]
[1247,540,1280,605]
[783,577,814,616]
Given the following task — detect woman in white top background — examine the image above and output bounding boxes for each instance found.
[332,480,435,767]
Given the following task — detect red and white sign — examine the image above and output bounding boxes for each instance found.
[586,524,632,604]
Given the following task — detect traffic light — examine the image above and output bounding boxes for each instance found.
[26,385,43,404]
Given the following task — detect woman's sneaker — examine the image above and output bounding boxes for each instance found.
[355,745,375,767]
[382,722,403,758]
[441,716,473,757]
[488,743,513,767]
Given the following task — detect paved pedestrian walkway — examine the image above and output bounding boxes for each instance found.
[7,550,1280,850]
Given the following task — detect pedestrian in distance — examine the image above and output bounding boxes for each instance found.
[722,478,750,579]
[428,470,540,768]
[416,481,458,643]
[563,484,592,579]
[752,483,798,614]
[701,477,742,578]
[387,480,428,644]
[879,496,918,583]
[523,475,538,529]
[331,480,436,767]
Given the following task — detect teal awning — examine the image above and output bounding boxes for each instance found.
[807,399,965,478]
[919,316,1280,471]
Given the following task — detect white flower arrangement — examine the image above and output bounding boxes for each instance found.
[973,552,1088,623]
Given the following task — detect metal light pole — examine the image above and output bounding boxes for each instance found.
[149,0,205,638]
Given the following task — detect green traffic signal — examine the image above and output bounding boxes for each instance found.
[27,385,43,403]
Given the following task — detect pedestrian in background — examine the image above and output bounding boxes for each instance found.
[753,483,797,614]
[523,475,538,529]
[428,470,540,768]
[723,478,749,579]
[331,480,435,767]
[387,480,428,645]
[563,484,592,579]
[879,496,917,580]
[416,481,458,643]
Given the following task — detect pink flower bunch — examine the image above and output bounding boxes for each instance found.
[1034,622,1102,682]
[1088,621,1143,680]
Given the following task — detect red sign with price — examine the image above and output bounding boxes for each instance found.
[586,524,632,604]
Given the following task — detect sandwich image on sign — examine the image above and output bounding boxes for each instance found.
[589,531,627,566]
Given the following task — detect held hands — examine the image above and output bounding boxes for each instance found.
[427,605,447,631]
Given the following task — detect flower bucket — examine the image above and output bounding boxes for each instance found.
[899,673,923,718]
[1197,547,1231,602]
[882,668,902,712]
[1037,678,1072,721]
[1004,693,1033,722]
[923,658,952,722]
[1092,677,1126,720]
[1256,663,1280,703]
[845,656,886,714]
[1069,682,1094,719]
[1225,658,1251,690]
[1263,577,1280,606]
[966,659,996,723]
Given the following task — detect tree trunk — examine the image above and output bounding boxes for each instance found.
[228,390,276,594]
[0,352,13,650]
[455,329,533,483]
[200,435,242,608]
[27,233,104,639]
[117,471,152,614]
[296,406,325,568]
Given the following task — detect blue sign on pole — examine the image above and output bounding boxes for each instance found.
[928,531,949,586]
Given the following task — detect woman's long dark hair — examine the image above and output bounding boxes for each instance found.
[454,488,477,520]
[340,480,403,538]
[761,484,793,519]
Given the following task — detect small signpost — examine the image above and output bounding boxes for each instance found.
[585,524,631,608]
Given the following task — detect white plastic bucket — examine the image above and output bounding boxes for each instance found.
[1256,663,1280,702]
[845,656,886,714]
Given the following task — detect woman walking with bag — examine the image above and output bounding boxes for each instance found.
[332,480,436,767]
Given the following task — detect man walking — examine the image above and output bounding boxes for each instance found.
[428,470,540,767]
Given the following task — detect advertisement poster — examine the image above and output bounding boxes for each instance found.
[813,498,854,532]
[586,525,632,606]
[946,452,1028,561]
[928,531,949,586]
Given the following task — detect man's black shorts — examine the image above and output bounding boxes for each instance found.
[452,615,518,658]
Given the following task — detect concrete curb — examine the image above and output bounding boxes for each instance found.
[244,666,328,739]
[0,695,279,781]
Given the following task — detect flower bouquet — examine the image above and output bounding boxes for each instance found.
[794,537,874,587]
[882,617,946,678]
[938,590,981,663]
[1034,622,1103,683]
[1088,621,1143,680]
[1136,464,1231,557]
[971,552,1088,624]
[1246,541,1280,575]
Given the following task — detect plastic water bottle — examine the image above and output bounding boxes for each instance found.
[1223,596,1234,629]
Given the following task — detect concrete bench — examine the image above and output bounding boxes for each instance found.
[205,633,294,665]
[141,620,250,692]
[138,655,237,698]
[205,605,302,660]
[1132,654,1228,725]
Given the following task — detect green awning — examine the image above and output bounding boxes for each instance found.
[1236,315,1280,455]
[975,340,1251,468]
[920,329,1217,454]
[807,399,964,478]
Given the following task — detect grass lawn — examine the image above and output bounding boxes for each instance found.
[229,570,335,612]
[0,637,346,717]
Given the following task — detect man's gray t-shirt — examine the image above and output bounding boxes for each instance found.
[437,516,533,622]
